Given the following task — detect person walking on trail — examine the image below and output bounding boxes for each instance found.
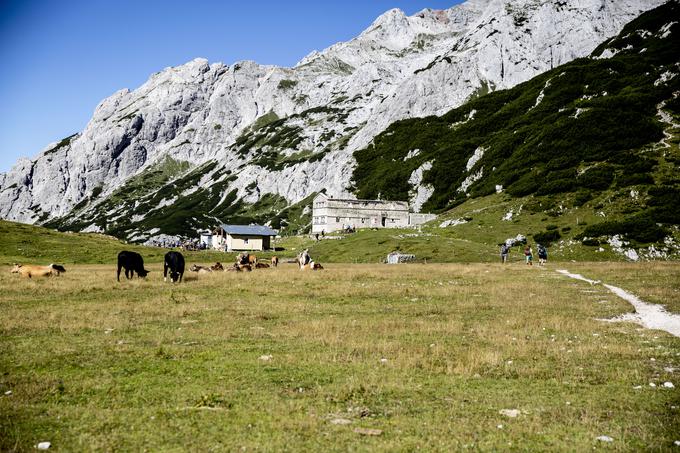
[537,243,548,265]
[524,244,533,266]
[500,243,509,264]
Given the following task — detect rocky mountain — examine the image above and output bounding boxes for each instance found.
[0,0,666,241]
[353,0,680,254]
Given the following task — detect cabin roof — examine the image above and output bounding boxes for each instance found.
[219,224,278,236]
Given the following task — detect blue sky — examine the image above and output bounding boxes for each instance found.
[0,0,462,173]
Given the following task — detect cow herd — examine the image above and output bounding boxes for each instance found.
[9,249,323,282]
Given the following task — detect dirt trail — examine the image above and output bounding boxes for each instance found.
[556,269,680,338]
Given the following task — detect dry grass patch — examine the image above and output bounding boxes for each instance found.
[1,263,678,451]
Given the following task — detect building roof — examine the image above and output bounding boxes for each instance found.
[219,224,278,236]
[325,198,409,209]
[315,193,408,207]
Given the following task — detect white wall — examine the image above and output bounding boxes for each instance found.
[312,195,410,233]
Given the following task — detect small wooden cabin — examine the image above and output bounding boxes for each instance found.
[213,224,278,252]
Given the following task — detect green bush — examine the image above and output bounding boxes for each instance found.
[582,215,668,243]
[573,190,593,207]
[615,173,654,188]
[536,178,576,195]
[533,229,561,245]
[508,173,542,197]
[647,186,680,223]
[577,164,615,190]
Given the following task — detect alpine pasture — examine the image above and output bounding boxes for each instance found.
[1,221,679,451]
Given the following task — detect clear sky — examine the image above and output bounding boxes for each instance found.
[0,0,462,173]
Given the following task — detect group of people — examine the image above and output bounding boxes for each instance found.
[147,239,208,250]
[500,242,548,265]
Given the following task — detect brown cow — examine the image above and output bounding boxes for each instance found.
[236,253,257,266]
[227,263,253,272]
[271,256,279,267]
[11,263,66,278]
[189,264,212,274]
[255,262,270,269]
[300,261,324,271]
[210,262,224,271]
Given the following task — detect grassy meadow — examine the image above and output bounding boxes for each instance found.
[1,261,679,451]
[1,220,679,451]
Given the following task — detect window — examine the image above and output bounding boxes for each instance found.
[336,217,340,222]
[243,238,249,244]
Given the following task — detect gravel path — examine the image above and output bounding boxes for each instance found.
[556,269,680,338]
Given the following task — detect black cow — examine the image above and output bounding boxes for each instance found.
[117,251,149,282]
[164,251,185,283]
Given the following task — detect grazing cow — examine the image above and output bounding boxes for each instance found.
[189,264,212,274]
[297,249,311,269]
[117,251,149,282]
[11,263,66,278]
[255,262,270,269]
[210,262,224,271]
[164,251,185,283]
[271,256,279,267]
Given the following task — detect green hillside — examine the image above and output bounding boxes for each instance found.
[45,158,316,240]
[0,220,230,265]
[352,1,680,250]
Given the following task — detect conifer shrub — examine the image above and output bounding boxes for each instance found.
[647,186,680,223]
[536,178,576,195]
[572,190,593,207]
[615,173,654,188]
[507,173,542,197]
[533,229,561,245]
[577,164,615,190]
[582,215,668,243]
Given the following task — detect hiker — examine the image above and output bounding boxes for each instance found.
[500,243,509,264]
[524,244,533,266]
[537,243,548,265]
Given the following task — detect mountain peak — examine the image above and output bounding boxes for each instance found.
[371,8,407,27]
[0,0,669,238]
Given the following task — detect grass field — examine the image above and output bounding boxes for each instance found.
[1,260,679,451]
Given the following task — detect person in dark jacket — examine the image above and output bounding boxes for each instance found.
[500,243,509,264]
[537,243,548,265]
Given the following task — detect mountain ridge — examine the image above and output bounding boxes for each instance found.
[352,0,680,255]
[0,0,665,241]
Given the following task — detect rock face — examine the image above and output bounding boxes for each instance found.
[0,0,664,239]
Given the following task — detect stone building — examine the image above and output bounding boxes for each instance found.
[311,193,435,234]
